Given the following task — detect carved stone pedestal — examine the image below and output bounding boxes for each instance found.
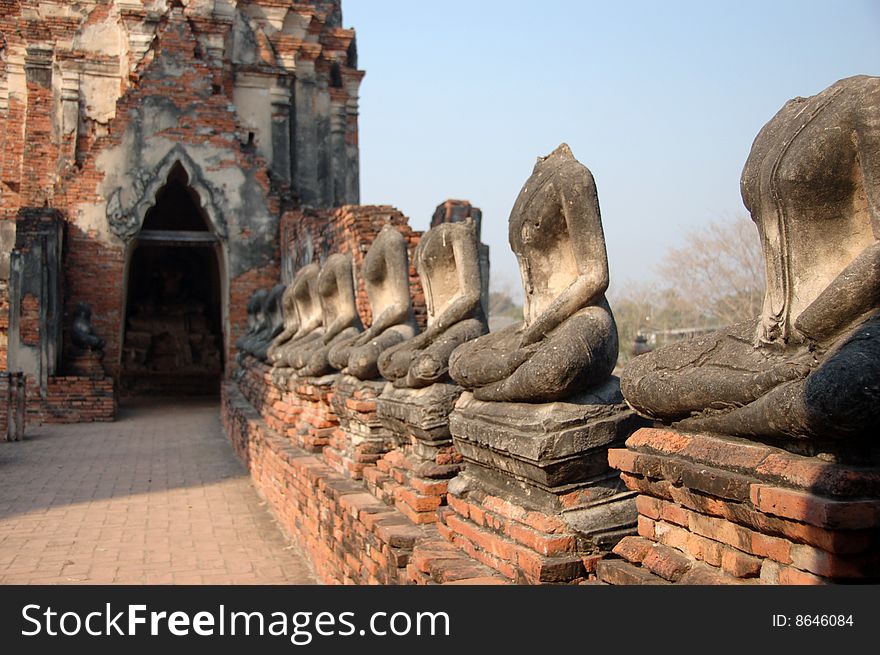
[290,374,339,453]
[598,428,880,585]
[443,380,646,583]
[326,376,393,479]
[369,383,464,524]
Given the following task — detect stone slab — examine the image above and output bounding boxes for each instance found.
[377,382,463,443]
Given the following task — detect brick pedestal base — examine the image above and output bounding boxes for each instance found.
[65,351,106,378]
[326,376,394,479]
[443,384,647,584]
[370,383,464,524]
[598,428,880,585]
[292,374,339,453]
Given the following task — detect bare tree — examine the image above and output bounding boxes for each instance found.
[611,215,765,365]
[658,215,765,326]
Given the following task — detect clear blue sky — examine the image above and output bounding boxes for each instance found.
[344,0,880,298]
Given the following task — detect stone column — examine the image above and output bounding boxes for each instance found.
[343,73,363,205]
[7,209,64,397]
[117,3,162,74]
[270,84,292,184]
[292,57,319,207]
[59,69,80,167]
[315,76,333,208]
[329,89,348,207]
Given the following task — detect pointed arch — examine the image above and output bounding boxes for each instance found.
[106,145,229,241]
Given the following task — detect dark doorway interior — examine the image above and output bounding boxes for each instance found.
[120,165,224,397]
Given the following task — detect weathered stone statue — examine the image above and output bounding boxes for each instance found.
[441,147,644,579]
[236,288,268,358]
[328,224,418,379]
[275,263,324,369]
[267,283,300,365]
[449,143,618,402]
[235,291,262,359]
[71,302,105,352]
[295,253,363,377]
[252,283,286,362]
[621,75,880,441]
[377,219,487,387]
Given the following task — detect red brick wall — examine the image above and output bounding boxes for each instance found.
[23,373,115,425]
[41,376,115,424]
[221,372,506,585]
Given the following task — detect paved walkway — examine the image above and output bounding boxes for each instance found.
[0,399,316,584]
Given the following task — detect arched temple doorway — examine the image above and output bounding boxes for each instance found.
[120,163,226,396]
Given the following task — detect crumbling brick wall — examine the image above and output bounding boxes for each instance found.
[1,1,362,389]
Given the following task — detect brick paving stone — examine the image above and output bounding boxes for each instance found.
[0,398,316,585]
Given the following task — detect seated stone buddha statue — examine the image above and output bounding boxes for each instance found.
[328,224,419,380]
[378,219,487,388]
[449,143,619,402]
[621,75,880,441]
[267,283,300,365]
[237,288,268,358]
[252,283,286,362]
[296,253,363,377]
[274,263,324,369]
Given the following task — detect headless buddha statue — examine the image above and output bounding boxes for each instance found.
[378,219,487,388]
[296,253,363,377]
[328,224,419,379]
[237,288,268,357]
[253,283,286,362]
[449,143,618,402]
[621,75,880,441]
[267,283,299,365]
[274,263,324,369]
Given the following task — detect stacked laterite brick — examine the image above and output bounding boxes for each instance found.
[367,442,463,525]
[438,491,595,584]
[290,376,339,453]
[224,380,424,584]
[40,376,115,423]
[237,357,304,443]
[326,378,392,479]
[598,428,880,584]
[222,360,509,585]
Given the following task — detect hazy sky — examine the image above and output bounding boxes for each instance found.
[344,0,880,297]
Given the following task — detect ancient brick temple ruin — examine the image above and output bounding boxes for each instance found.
[0,0,363,417]
[2,2,877,586]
